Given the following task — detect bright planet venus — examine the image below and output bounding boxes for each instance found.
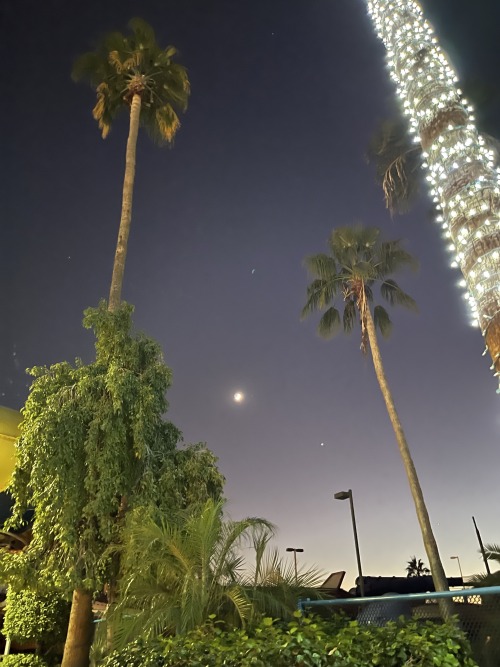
[233,392,244,403]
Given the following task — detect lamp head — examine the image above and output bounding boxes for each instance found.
[334,490,351,501]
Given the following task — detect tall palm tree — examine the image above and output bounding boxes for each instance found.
[73,18,190,312]
[363,0,500,390]
[302,225,449,594]
[406,555,431,577]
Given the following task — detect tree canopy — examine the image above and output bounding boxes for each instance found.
[5,303,221,593]
[302,225,417,351]
[72,17,190,143]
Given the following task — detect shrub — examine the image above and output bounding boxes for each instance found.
[100,638,166,667]
[102,614,478,667]
[3,590,70,646]
[2,656,52,667]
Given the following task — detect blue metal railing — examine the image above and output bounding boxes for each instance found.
[298,586,500,667]
[298,585,500,612]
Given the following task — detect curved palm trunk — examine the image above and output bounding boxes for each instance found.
[61,588,94,667]
[366,0,500,387]
[108,93,142,312]
[364,307,449,595]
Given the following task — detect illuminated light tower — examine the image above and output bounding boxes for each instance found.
[365,0,500,391]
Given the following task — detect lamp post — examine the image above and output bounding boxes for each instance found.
[286,547,303,585]
[450,556,464,582]
[334,489,365,597]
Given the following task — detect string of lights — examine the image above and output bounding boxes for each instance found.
[366,0,500,390]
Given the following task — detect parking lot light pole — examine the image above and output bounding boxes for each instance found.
[334,489,365,597]
[286,547,304,585]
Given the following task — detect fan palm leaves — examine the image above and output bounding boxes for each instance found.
[302,226,450,599]
[302,225,417,352]
[72,17,189,142]
[73,18,190,312]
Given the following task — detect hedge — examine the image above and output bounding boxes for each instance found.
[101,614,478,667]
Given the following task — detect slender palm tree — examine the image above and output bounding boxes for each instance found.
[363,0,500,389]
[73,18,190,312]
[406,555,431,577]
[302,225,448,594]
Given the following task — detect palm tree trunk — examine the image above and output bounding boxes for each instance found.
[61,588,94,667]
[365,0,500,388]
[108,93,142,313]
[364,306,449,595]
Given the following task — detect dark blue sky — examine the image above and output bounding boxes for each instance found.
[2,0,499,585]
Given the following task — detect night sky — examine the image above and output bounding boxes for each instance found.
[2,0,499,587]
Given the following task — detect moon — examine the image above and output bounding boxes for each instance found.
[233,391,244,403]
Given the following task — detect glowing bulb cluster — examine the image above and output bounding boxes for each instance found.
[366,0,500,386]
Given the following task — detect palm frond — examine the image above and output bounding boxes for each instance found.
[128,17,157,46]
[304,253,337,280]
[342,300,357,333]
[152,105,181,144]
[484,543,500,565]
[318,307,341,339]
[366,117,423,214]
[373,305,392,338]
[301,279,334,320]
[377,240,418,275]
[380,279,418,311]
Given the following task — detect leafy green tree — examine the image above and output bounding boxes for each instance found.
[405,556,431,577]
[302,226,448,595]
[6,303,180,667]
[73,18,190,312]
[156,443,225,514]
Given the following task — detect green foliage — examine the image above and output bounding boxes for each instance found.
[156,443,225,514]
[101,615,477,667]
[99,501,324,654]
[6,302,179,591]
[302,226,416,349]
[3,590,69,644]
[73,17,189,142]
[102,499,276,649]
[2,656,51,667]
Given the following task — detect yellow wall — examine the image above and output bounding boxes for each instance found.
[0,406,20,491]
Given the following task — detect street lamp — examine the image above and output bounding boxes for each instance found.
[450,556,464,582]
[286,547,304,585]
[334,489,365,597]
